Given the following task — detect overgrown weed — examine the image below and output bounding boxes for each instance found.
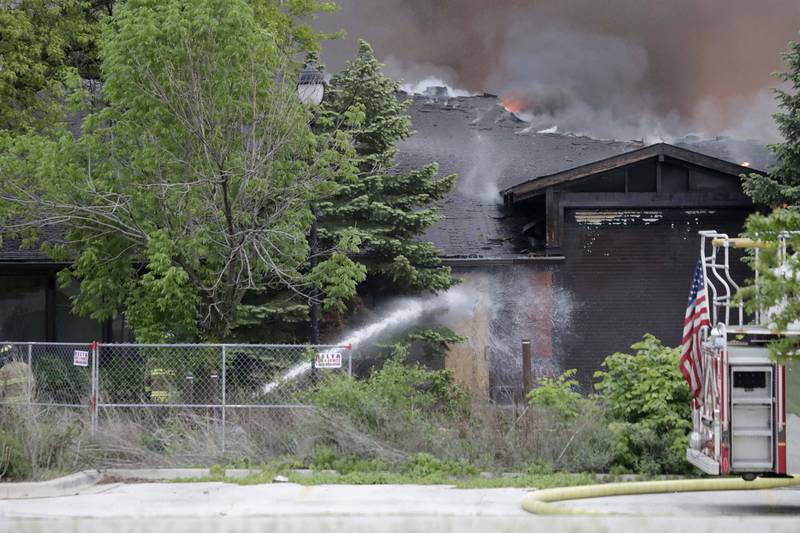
[1,335,693,480]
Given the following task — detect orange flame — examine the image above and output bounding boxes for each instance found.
[501,91,529,114]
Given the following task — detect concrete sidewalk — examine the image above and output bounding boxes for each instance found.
[1,481,800,533]
[0,482,529,518]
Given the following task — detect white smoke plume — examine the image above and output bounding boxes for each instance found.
[319,0,800,142]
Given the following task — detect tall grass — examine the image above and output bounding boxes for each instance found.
[2,397,615,479]
[1,405,88,480]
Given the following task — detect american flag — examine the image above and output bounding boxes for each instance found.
[680,260,711,405]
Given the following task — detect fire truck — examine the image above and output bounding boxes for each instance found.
[686,230,799,479]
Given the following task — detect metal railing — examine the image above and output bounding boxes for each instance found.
[699,230,800,331]
[0,341,353,451]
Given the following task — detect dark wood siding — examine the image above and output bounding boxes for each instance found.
[0,266,109,342]
[554,208,752,387]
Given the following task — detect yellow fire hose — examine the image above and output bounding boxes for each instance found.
[521,475,800,516]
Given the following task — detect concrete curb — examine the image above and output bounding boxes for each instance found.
[104,468,212,481]
[0,470,104,500]
[0,468,268,499]
[49,468,692,485]
[103,468,269,481]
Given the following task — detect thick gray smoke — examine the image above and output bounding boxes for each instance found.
[319,0,800,141]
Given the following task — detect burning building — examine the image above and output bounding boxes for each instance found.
[397,91,771,399]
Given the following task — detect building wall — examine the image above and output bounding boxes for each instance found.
[444,207,753,399]
[556,207,752,386]
[444,263,560,401]
[443,271,492,399]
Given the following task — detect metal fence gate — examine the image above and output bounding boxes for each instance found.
[0,342,352,451]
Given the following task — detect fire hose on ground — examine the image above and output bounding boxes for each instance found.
[521,475,800,516]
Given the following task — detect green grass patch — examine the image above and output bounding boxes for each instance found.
[170,452,596,489]
[173,469,595,489]
[289,470,594,489]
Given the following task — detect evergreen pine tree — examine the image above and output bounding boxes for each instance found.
[739,34,800,360]
[743,37,800,207]
[317,40,457,296]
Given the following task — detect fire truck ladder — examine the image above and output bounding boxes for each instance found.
[700,230,800,333]
[690,231,799,477]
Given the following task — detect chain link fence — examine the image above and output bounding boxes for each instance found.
[0,342,93,408]
[0,342,352,452]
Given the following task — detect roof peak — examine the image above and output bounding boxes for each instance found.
[503,142,764,202]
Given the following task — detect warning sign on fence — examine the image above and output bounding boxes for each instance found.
[73,350,89,367]
[315,350,342,369]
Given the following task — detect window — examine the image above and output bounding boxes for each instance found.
[0,276,47,341]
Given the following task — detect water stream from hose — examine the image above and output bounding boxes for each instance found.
[262,287,471,394]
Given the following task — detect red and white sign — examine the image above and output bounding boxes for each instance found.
[315,350,342,369]
[73,350,89,367]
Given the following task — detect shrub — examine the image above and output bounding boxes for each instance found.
[310,344,469,431]
[554,402,617,473]
[308,344,621,472]
[306,447,476,479]
[527,368,584,421]
[594,334,692,474]
[301,344,477,463]
[0,429,32,480]
[309,445,389,473]
[520,335,692,474]
[402,452,478,477]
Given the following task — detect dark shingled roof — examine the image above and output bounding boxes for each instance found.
[0,225,67,264]
[398,93,774,258]
[0,93,776,263]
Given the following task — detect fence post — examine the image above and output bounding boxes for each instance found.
[184,373,194,404]
[220,345,226,454]
[521,339,532,399]
[347,344,353,378]
[27,343,32,407]
[90,341,98,435]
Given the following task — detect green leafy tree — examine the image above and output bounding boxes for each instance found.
[739,34,800,360]
[0,0,363,342]
[316,40,458,300]
[0,0,110,133]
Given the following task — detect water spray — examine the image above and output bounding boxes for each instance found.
[262,287,473,394]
